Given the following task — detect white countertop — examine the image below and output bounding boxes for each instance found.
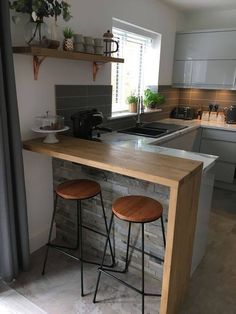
[101,118,227,172]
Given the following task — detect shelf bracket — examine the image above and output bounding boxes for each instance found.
[93,62,104,81]
[33,55,46,80]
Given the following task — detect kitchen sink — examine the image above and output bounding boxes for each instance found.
[118,127,168,138]
[118,123,188,138]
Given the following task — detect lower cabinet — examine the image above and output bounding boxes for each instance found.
[200,128,236,186]
[160,127,236,188]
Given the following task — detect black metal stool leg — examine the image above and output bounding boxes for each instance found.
[160,215,166,248]
[100,192,115,266]
[42,194,58,275]
[141,223,145,314]
[78,200,84,297]
[93,213,114,303]
[124,222,132,272]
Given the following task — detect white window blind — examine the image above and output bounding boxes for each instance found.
[111,27,153,113]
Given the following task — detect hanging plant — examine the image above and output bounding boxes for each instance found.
[9,0,72,46]
[9,0,72,21]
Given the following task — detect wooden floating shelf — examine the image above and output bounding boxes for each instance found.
[12,46,124,80]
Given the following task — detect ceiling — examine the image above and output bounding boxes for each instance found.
[162,0,236,11]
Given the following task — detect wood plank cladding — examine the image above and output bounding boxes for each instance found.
[179,88,236,110]
[23,136,203,314]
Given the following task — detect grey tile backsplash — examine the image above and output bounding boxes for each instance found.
[55,84,180,133]
[55,85,112,133]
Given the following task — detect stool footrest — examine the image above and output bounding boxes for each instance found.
[129,244,164,264]
[99,268,161,297]
[49,244,115,267]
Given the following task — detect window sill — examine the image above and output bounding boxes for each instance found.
[108,108,162,120]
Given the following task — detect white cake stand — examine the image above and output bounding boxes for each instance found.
[31,126,69,143]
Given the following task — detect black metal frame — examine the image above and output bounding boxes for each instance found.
[42,191,115,297]
[93,213,166,314]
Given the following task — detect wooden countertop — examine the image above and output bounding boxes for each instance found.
[23,135,202,188]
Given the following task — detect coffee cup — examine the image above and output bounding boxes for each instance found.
[84,36,94,45]
[74,34,84,43]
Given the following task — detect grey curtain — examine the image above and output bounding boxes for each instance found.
[0,0,30,282]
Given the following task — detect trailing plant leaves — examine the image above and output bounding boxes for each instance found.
[9,0,72,21]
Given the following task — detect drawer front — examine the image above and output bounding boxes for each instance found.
[214,161,235,183]
[200,139,236,163]
[202,128,236,143]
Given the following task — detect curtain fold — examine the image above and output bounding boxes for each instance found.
[0,0,30,282]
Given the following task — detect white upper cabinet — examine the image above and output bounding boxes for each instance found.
[191,60,236,88]
[172,61,192,86]
[173,29,236,89]
[175,31,236,60]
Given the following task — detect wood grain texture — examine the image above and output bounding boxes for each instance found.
[160,169,202,314]
[23,136,202,188]
[13,46,124,64]
[56,179,101,200]
[112,195,163,223]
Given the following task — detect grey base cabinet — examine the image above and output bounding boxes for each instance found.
[200,128,236,186]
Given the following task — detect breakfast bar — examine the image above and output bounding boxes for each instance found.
[23,135,203,314]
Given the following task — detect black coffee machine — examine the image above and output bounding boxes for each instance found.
[71,109,111,140]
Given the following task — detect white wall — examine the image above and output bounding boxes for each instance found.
[11,0,181,252]
[182,8,236,31]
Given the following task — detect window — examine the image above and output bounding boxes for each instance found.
[111,19,161,115]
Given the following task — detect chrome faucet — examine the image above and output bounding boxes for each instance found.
[136,96,144,127]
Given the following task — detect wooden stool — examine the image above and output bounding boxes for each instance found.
[93,195,166,314]
[42,179,115,297]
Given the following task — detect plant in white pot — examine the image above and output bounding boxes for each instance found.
[127,95,138,113]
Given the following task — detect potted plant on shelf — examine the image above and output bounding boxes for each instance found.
[63,27,74,51]
[127,95,138,113]
[9,0,72,47]
[144,89,165,110]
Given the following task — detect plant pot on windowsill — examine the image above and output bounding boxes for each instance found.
[127,95,138,113]
[129,103,138,113]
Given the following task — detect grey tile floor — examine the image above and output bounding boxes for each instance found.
[0,188,235,314]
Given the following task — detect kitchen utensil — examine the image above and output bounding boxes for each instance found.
[85,44,94,53]
[32,111,68,143]
[34,111,65,130]
[94,46,103,55]
[103,30,119,57]
[32,126,69,143]
[71,109,105,140]
[75,43,84,52]
[201,111,210,121]
[224,105,236,124]
[84,36,94,45]
[74,34,84,43]
[94,38,103,46]
[170,106,196,120]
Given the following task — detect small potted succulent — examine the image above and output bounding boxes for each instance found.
[127,94,138,113]
[63,27,74,51]
[144,89,165,109]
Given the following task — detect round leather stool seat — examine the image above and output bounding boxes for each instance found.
[56,179,101,200]
[112,195,163,223]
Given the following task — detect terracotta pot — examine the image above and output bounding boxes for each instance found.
[129,103,137,113]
